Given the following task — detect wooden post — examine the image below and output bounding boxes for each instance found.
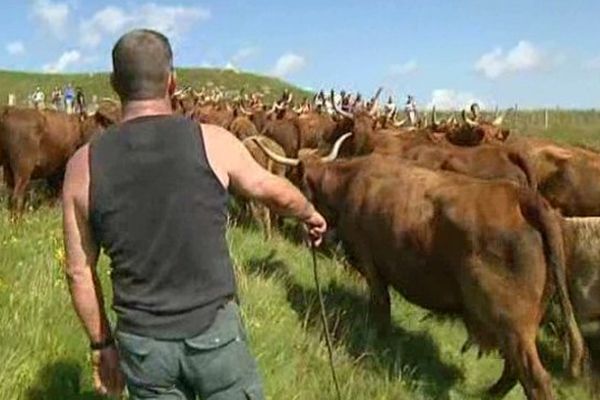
[544,109,549,130]
[7,93,15,106]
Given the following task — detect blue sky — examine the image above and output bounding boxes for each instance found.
[1,0,599,109]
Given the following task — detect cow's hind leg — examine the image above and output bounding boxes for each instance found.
[10,169,32,219]
[487,360,517,398]
[363,261,391,333]
[501,330,554,400]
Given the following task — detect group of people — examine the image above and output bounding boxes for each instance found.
[30,84,86,114]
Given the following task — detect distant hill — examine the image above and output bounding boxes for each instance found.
[0,68,311,106]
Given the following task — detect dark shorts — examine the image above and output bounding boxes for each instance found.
[115,301,264,400]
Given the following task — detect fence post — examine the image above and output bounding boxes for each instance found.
[544,109,549,130]
[8,93,15,106]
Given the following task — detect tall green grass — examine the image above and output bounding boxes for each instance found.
[0,205,591,400]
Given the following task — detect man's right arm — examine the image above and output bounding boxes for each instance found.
[202,125,327,244]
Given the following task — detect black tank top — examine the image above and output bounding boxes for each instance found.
[89,115,235,339]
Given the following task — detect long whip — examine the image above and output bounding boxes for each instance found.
[310,241,343,400]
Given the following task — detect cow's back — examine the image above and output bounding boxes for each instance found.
[331,158,546,313]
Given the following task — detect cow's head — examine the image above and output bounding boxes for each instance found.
[79,100,122,143]
[444,108,511,146]
[248,132,353,223]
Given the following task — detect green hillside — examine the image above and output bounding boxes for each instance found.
[0,68,311,105]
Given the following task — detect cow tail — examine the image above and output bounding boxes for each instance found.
[521,190,586,378]
[509,151,538,191]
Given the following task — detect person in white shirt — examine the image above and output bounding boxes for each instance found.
[32,87,46,110]
[404,95,418,126]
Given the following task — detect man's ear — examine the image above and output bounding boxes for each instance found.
[167,71,177,97]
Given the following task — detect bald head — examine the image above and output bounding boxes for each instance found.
[111,29,174,102]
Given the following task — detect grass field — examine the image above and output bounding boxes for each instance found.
[0,203,594,400]
[1,69,600,399]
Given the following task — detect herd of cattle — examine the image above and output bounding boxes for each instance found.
[2,86,600,399]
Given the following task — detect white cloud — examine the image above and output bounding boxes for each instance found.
[224,62,239,73]
[271,53,307,77]
[79,3,211,49]
[230,47,259,65]
[43,50,81,73]
[584,56,600,70]
[79,6,129,48]
[31,0,70,38]
[6,41,25,56]
[389,60,418,76]
[474,40,545,79]
[427,89,485,111]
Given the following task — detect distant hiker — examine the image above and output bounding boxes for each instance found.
[51,86,63,110]
[64,83,75,114]
[405,95,418,126]
[32,87,45,110]
[75,86,86,115]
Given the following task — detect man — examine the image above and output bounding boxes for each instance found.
[404,94,418,126]
[62,29,327,399]
[51,86,63,110]
[64,83,75,114]
[75,86,87,115]
[32,86,45,110]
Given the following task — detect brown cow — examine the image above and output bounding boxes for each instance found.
[506,137,600,217]
[439,109,511,146]
[329,102,537,189]
[191,102,234,129]
[257,136,585,400]
[0,107,115,213]
[388,139,538,189]
[560,217,600,384]
[262,117,301,158]
[229,114,259,141]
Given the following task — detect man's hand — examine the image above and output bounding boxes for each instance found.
[91,346,124,397]
[304,210,327,247]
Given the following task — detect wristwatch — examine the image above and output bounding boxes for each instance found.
[90,336,115,351]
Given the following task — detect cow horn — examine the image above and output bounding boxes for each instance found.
[492,108,513,126]
[321,132,353,163]
[265,102,278,116]
[248,136,300,166]
[369,87,383,116]
[370,87,383,112]
[462,109,479,127]
[100,97,119,105]
[431,106,439,126]
[393,118,407,127]
[330,90,353,119]
[239,105,253,116]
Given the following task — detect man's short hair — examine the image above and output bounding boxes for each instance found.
[111,29,174,101]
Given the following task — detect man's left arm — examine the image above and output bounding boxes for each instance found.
[63,145,109,343]
[63,145,123,396]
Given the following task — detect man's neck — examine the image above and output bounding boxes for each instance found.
[121,98,173,122]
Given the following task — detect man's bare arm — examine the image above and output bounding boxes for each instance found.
[62,145,111,343]
[203,125,317,222]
